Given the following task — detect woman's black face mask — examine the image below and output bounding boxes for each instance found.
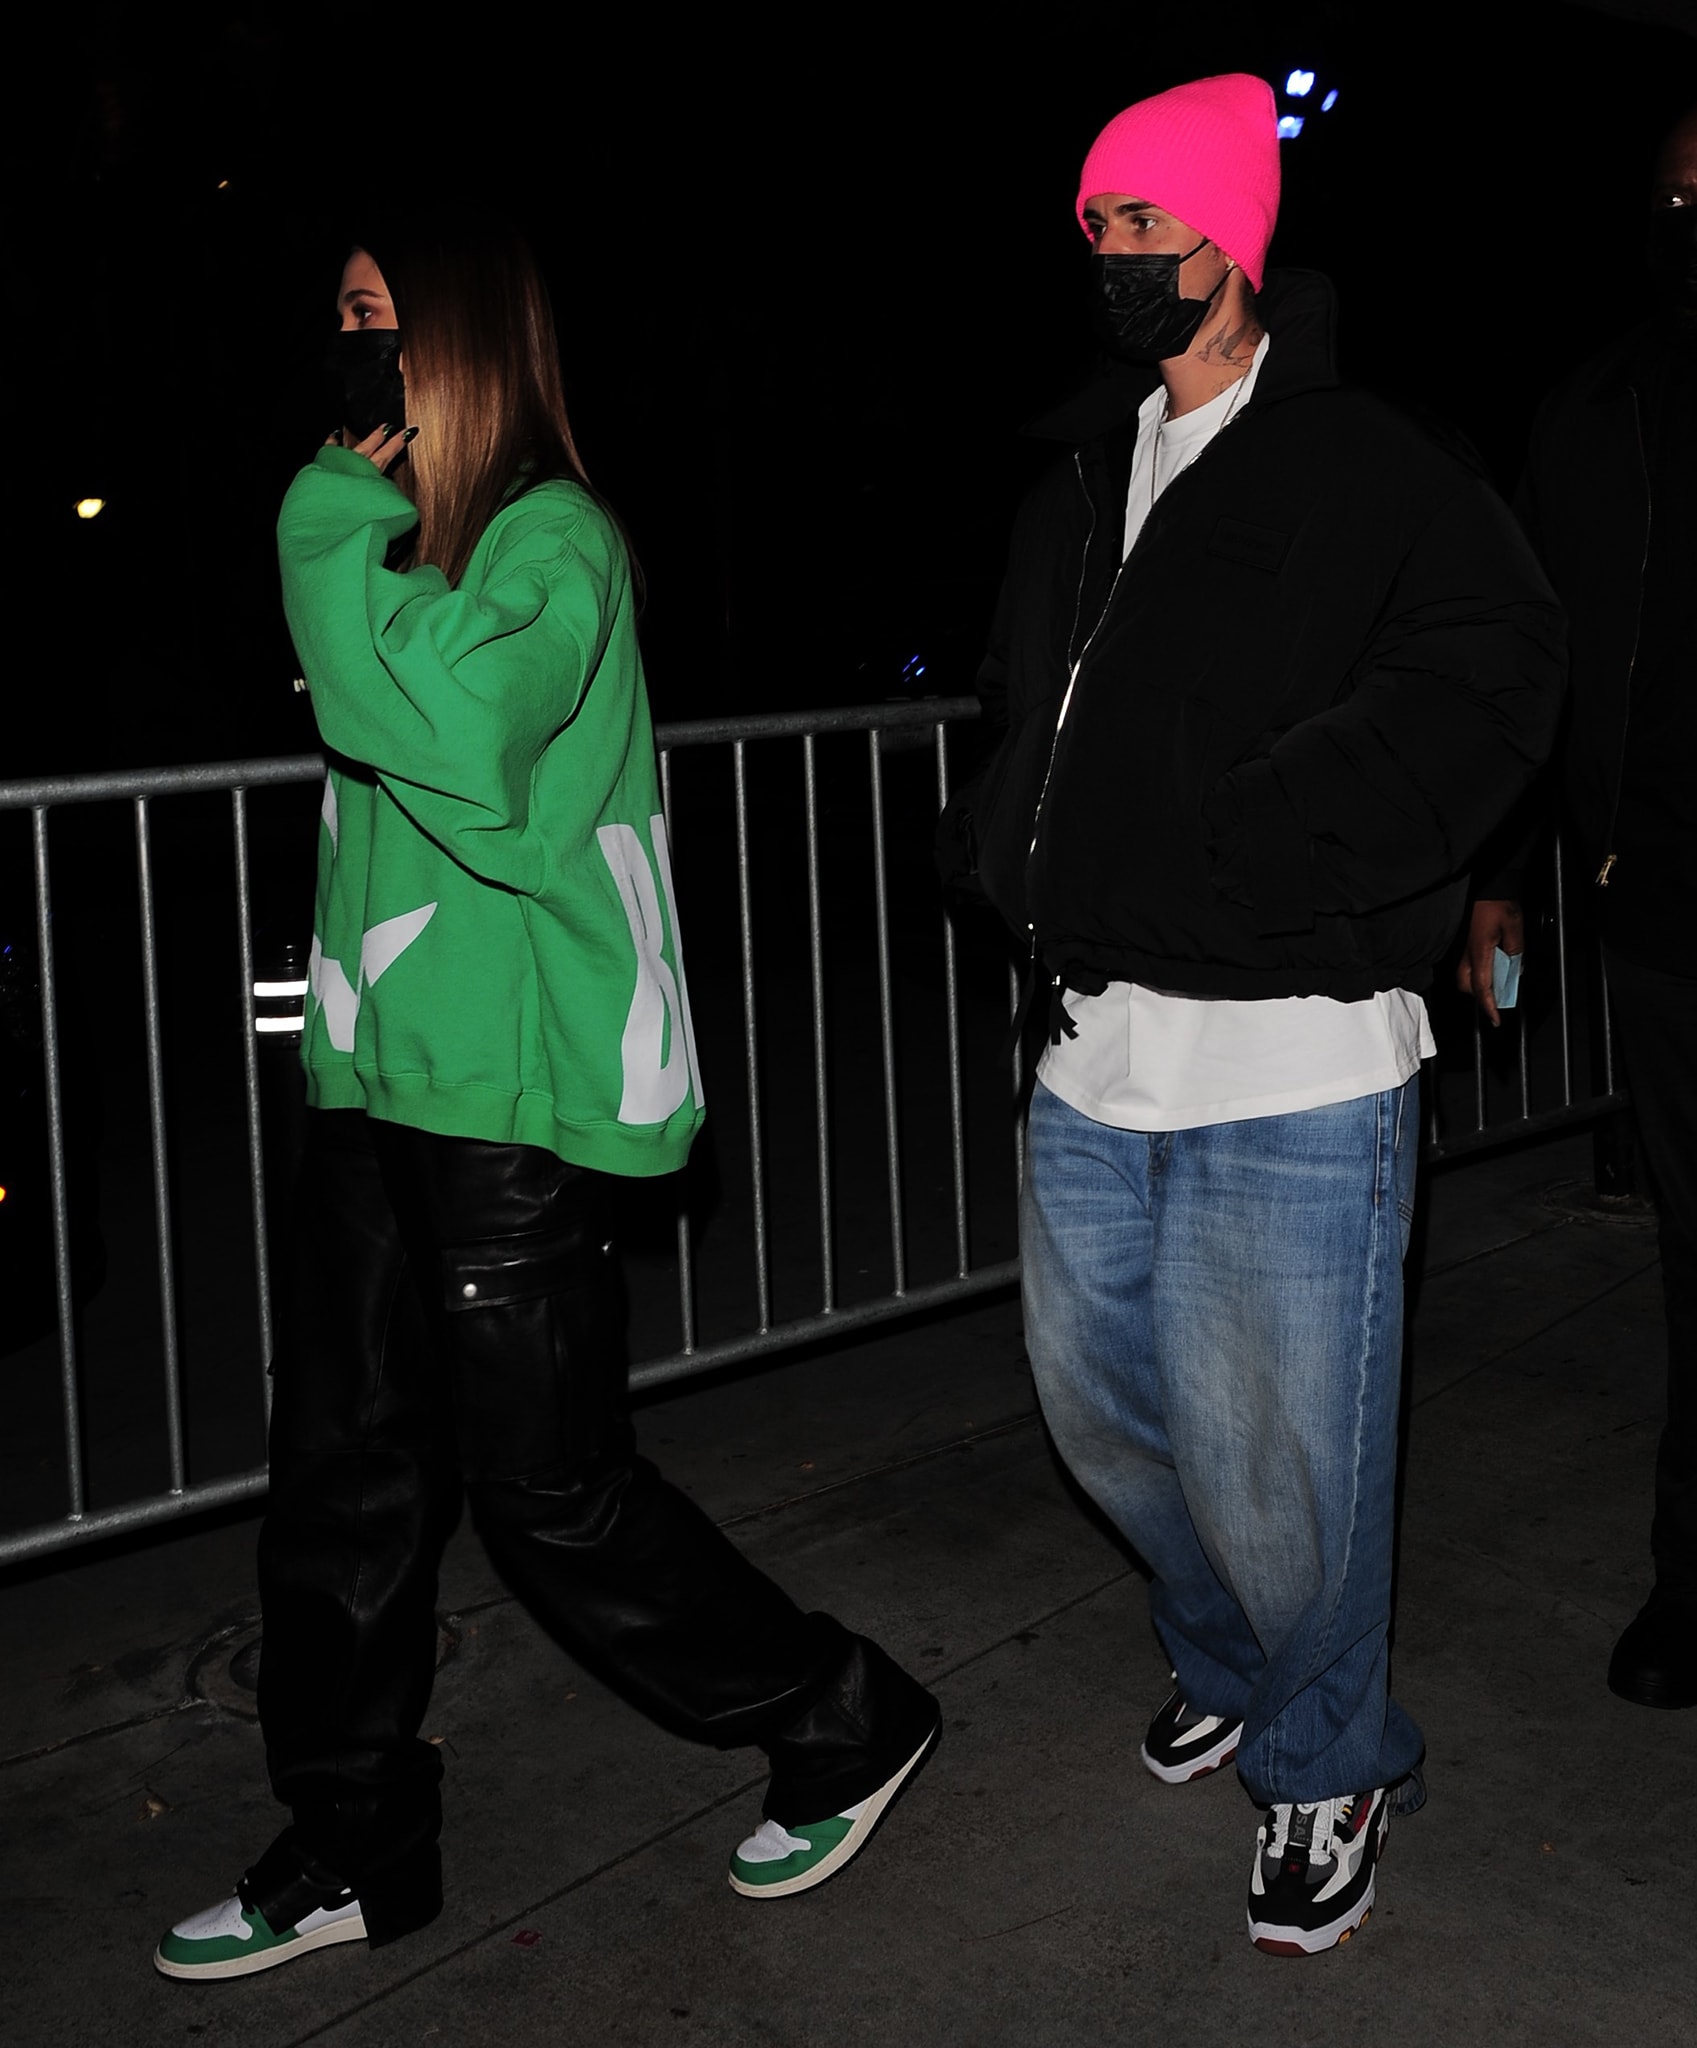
[325,329,407,439]
[1090,237,1227,363]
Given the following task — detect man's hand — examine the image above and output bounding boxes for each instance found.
[1457,897,1525,1027]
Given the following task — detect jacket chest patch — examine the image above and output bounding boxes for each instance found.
[1207,517,1292,575]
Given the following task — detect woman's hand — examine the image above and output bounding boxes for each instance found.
[324,423,417,473]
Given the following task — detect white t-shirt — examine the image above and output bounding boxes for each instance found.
[1038,336,1435,1134]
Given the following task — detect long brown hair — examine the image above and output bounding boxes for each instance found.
[357,212,616,590]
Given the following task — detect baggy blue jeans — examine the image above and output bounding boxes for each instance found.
[1021,1077,1425,1807]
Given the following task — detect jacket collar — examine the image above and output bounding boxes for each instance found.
[1024,267,1342,445]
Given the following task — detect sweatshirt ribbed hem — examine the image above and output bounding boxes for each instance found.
[306,1068,699,1179]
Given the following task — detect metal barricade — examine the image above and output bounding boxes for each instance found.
[1422,838,1627,1161]
[0,712,1625,1565]
[0,703,1019,1564]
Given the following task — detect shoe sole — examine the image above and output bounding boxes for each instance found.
[1248,1806,1387,1957]
[1250,1888,1373,1957]
[728,1719,939,1900]
[1140,1721,1242,1785]
[153,1911,368,1981]
[1607,1669,1697,1710]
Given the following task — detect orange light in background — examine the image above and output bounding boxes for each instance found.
[76,498,106,520]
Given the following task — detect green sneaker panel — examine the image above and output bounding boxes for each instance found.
[729,1815,854,1892]
[154,1892,364,1980]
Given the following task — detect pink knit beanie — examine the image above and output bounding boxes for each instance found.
[1076,74,1280,291]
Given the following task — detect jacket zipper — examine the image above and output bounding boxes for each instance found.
[1022,402,1252,942]
[1595,379,1651,889]
[1023,454,1100,946]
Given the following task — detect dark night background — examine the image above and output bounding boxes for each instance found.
[11,0,1697,777]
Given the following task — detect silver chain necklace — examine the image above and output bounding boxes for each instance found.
[1149,368,1254,512]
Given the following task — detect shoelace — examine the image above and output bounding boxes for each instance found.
[1267,1799,1334,1865]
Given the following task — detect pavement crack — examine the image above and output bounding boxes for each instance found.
[0,1698,194,1772]
[962,1902,1076,1942]
[1420,1212,1576,1279]
[718,1411,1041,1530]
[1411,1255,1662,1412]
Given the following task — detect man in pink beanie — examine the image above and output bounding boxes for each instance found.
[941,76,1565,1954]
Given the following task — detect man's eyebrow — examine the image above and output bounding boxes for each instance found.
[338,286,384,307]
[1083,198,1159,220]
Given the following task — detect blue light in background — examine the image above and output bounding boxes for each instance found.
[1322,89,1339,112]
[1285,69,1315,97]
[1277,115,1306,140]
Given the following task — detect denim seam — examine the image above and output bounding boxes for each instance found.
[1265,1089,1392,1799]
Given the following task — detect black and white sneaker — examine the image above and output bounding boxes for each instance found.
[1247,1787,1388,1955]
[1140,1684,1243,1784]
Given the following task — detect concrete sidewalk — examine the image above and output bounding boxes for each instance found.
[1,1132,1691,2048]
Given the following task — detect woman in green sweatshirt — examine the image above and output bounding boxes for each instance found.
[155,214,938,1982]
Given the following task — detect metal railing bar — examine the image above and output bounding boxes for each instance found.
[1472,1013,1487,1131]
[0,701,986,816]
[1517,1004,1532,1120]
[0,1468,271,1568]
[803,736,836,1312]
[628,1261,1022,1394]
[657,697,980,751]
[868,731,907,1296]
[1553,837,1573,1104]
[1,754,325,810]
[936,724,970,1277]
[134,797,187,1496]
[231,789,274,1419]
[32,806,86,1522]
[1423,1091,1628,1163]
[0,1246,1019,1561]
[656,746,697,1356]
[732,741,771,1330]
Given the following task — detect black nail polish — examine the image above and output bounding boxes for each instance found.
[401,425,419,443]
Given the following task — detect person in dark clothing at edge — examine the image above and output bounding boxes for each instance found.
[1462,102,1697,1713]
[939,75,1565,1955]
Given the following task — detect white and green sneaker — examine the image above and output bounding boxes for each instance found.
[728,1729,935,1899]
[153,1889,366,1980]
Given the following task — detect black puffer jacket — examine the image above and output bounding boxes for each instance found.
[946,270,1567,1001]
[1517,321,1694,964]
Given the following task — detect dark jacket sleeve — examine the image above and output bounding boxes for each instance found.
[1202,475,1567,934]
[934,489,1047,900]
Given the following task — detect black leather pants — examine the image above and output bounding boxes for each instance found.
[251,1110,936,1945]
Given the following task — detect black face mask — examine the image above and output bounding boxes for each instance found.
[1090,237,1228,363]
[1647,204,1697,313]
[324,328,407,439]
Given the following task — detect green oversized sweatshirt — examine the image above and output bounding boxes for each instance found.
[277,446,703,1176]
